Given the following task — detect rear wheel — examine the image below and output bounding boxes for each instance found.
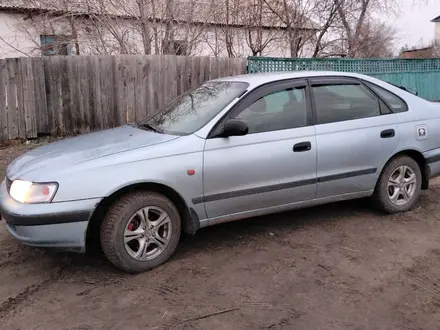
[373,156,422,213]
[100,191,181,273]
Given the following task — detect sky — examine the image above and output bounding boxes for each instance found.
[391,0,440,50]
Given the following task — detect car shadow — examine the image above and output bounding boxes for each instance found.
[174,198,376,258]
[38,198,381,275]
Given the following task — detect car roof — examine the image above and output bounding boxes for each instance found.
[214,71,371,87]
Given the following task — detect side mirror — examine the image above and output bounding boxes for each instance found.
[220,119,249,137]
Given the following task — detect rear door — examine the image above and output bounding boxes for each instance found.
[201,79,317,220]
[309,76,399,198]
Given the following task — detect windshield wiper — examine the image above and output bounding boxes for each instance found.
[138,123,163,133]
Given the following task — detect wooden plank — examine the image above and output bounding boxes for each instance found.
[176,56,185,97]
[98,56,112,129]
[77,56,88,133]
[202,56,210,83]
[95,56,104,130]
[0,60,6,141]
[124,56,136,124]
[219,58,229,78]
[114,56,125,126]
[231,58,238,75]
[109,56,117,128]
[143,56,154,117]
[46,56,63,135]
[162,55,169,105]
[183,56,189,93]
[6,58,18,139]
[241,58,248,75]
[191,57,201,89]
[140,56,149,120]
[157,55,165,108]
[235,58,245,75]
[91,56,102,131]
[59,56,72,135]
[43,57,55,134]
[209,57,219,80]
[87,56,97,131]
[32,58,49,134]
[105,56,116,128]
[20,58,37,138]
[68,56,80,134]
[167,55,178,104]
[135,55,145,122]
[15,58,26,138]
[225,57,232,76]
[157,55,165,109]
[54,57,64,135]
[118,56,128,125]
[151,56,160,112]
[27,58,38,138]
[198,56,206,85]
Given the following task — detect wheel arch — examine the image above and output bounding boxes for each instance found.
[380,149,429,190]
[85,182,200,252]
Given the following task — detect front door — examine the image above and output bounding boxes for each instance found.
[309,77,399,198]
[202,79,317,220]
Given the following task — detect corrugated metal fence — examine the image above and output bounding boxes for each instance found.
[247,57,440,101]
[0,55,247,141]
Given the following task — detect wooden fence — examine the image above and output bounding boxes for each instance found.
[0,55,247,141]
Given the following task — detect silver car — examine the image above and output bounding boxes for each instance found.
[1,71,440,273]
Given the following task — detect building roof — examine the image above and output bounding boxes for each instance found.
[431,15,440,22]
[0,0,320,31]
[401,46,433,53]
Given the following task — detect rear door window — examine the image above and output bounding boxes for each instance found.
[312,83,381,125]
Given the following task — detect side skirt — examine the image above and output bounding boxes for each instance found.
[199,190,374,228]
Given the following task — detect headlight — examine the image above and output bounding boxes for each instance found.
[9,180,58,204]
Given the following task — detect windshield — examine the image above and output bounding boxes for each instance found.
[139,81,249,135]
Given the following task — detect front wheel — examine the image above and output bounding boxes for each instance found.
[100,192,181,273]
[373,156,422,214]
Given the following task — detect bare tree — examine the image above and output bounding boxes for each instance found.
[3,1,82,56]
[310,0,343,57]
[216,0,243,57]
[0,0,423,59]
[2,0,215,56]
[335,0,398,57]
[242,0,281,56]
[263,0,318,58]
[356,20,397,57]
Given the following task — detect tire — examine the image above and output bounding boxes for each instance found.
[373,156,422,214]
[100,191,181,273]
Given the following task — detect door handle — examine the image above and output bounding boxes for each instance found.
[293,141,312,152]
[381,129,395,139]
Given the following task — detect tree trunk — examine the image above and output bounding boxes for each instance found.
[69,16,80,55]
[138,1,151,55]
[163,0,174,54]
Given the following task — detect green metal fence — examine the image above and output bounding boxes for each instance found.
[247,57,440,101]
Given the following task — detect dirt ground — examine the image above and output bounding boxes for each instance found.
[1,141,440,330]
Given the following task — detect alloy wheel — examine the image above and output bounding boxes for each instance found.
[387,165,417,206]
[123,206,172,261]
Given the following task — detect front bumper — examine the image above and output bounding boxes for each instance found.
[0,181,101,252]
[6,222,89,252]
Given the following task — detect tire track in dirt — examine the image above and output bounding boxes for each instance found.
[403,274,440,301]
[0,265,66,318]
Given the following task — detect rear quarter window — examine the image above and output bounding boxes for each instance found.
[364,81,408,113]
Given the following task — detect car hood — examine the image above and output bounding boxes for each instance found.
[6,125,178,180]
